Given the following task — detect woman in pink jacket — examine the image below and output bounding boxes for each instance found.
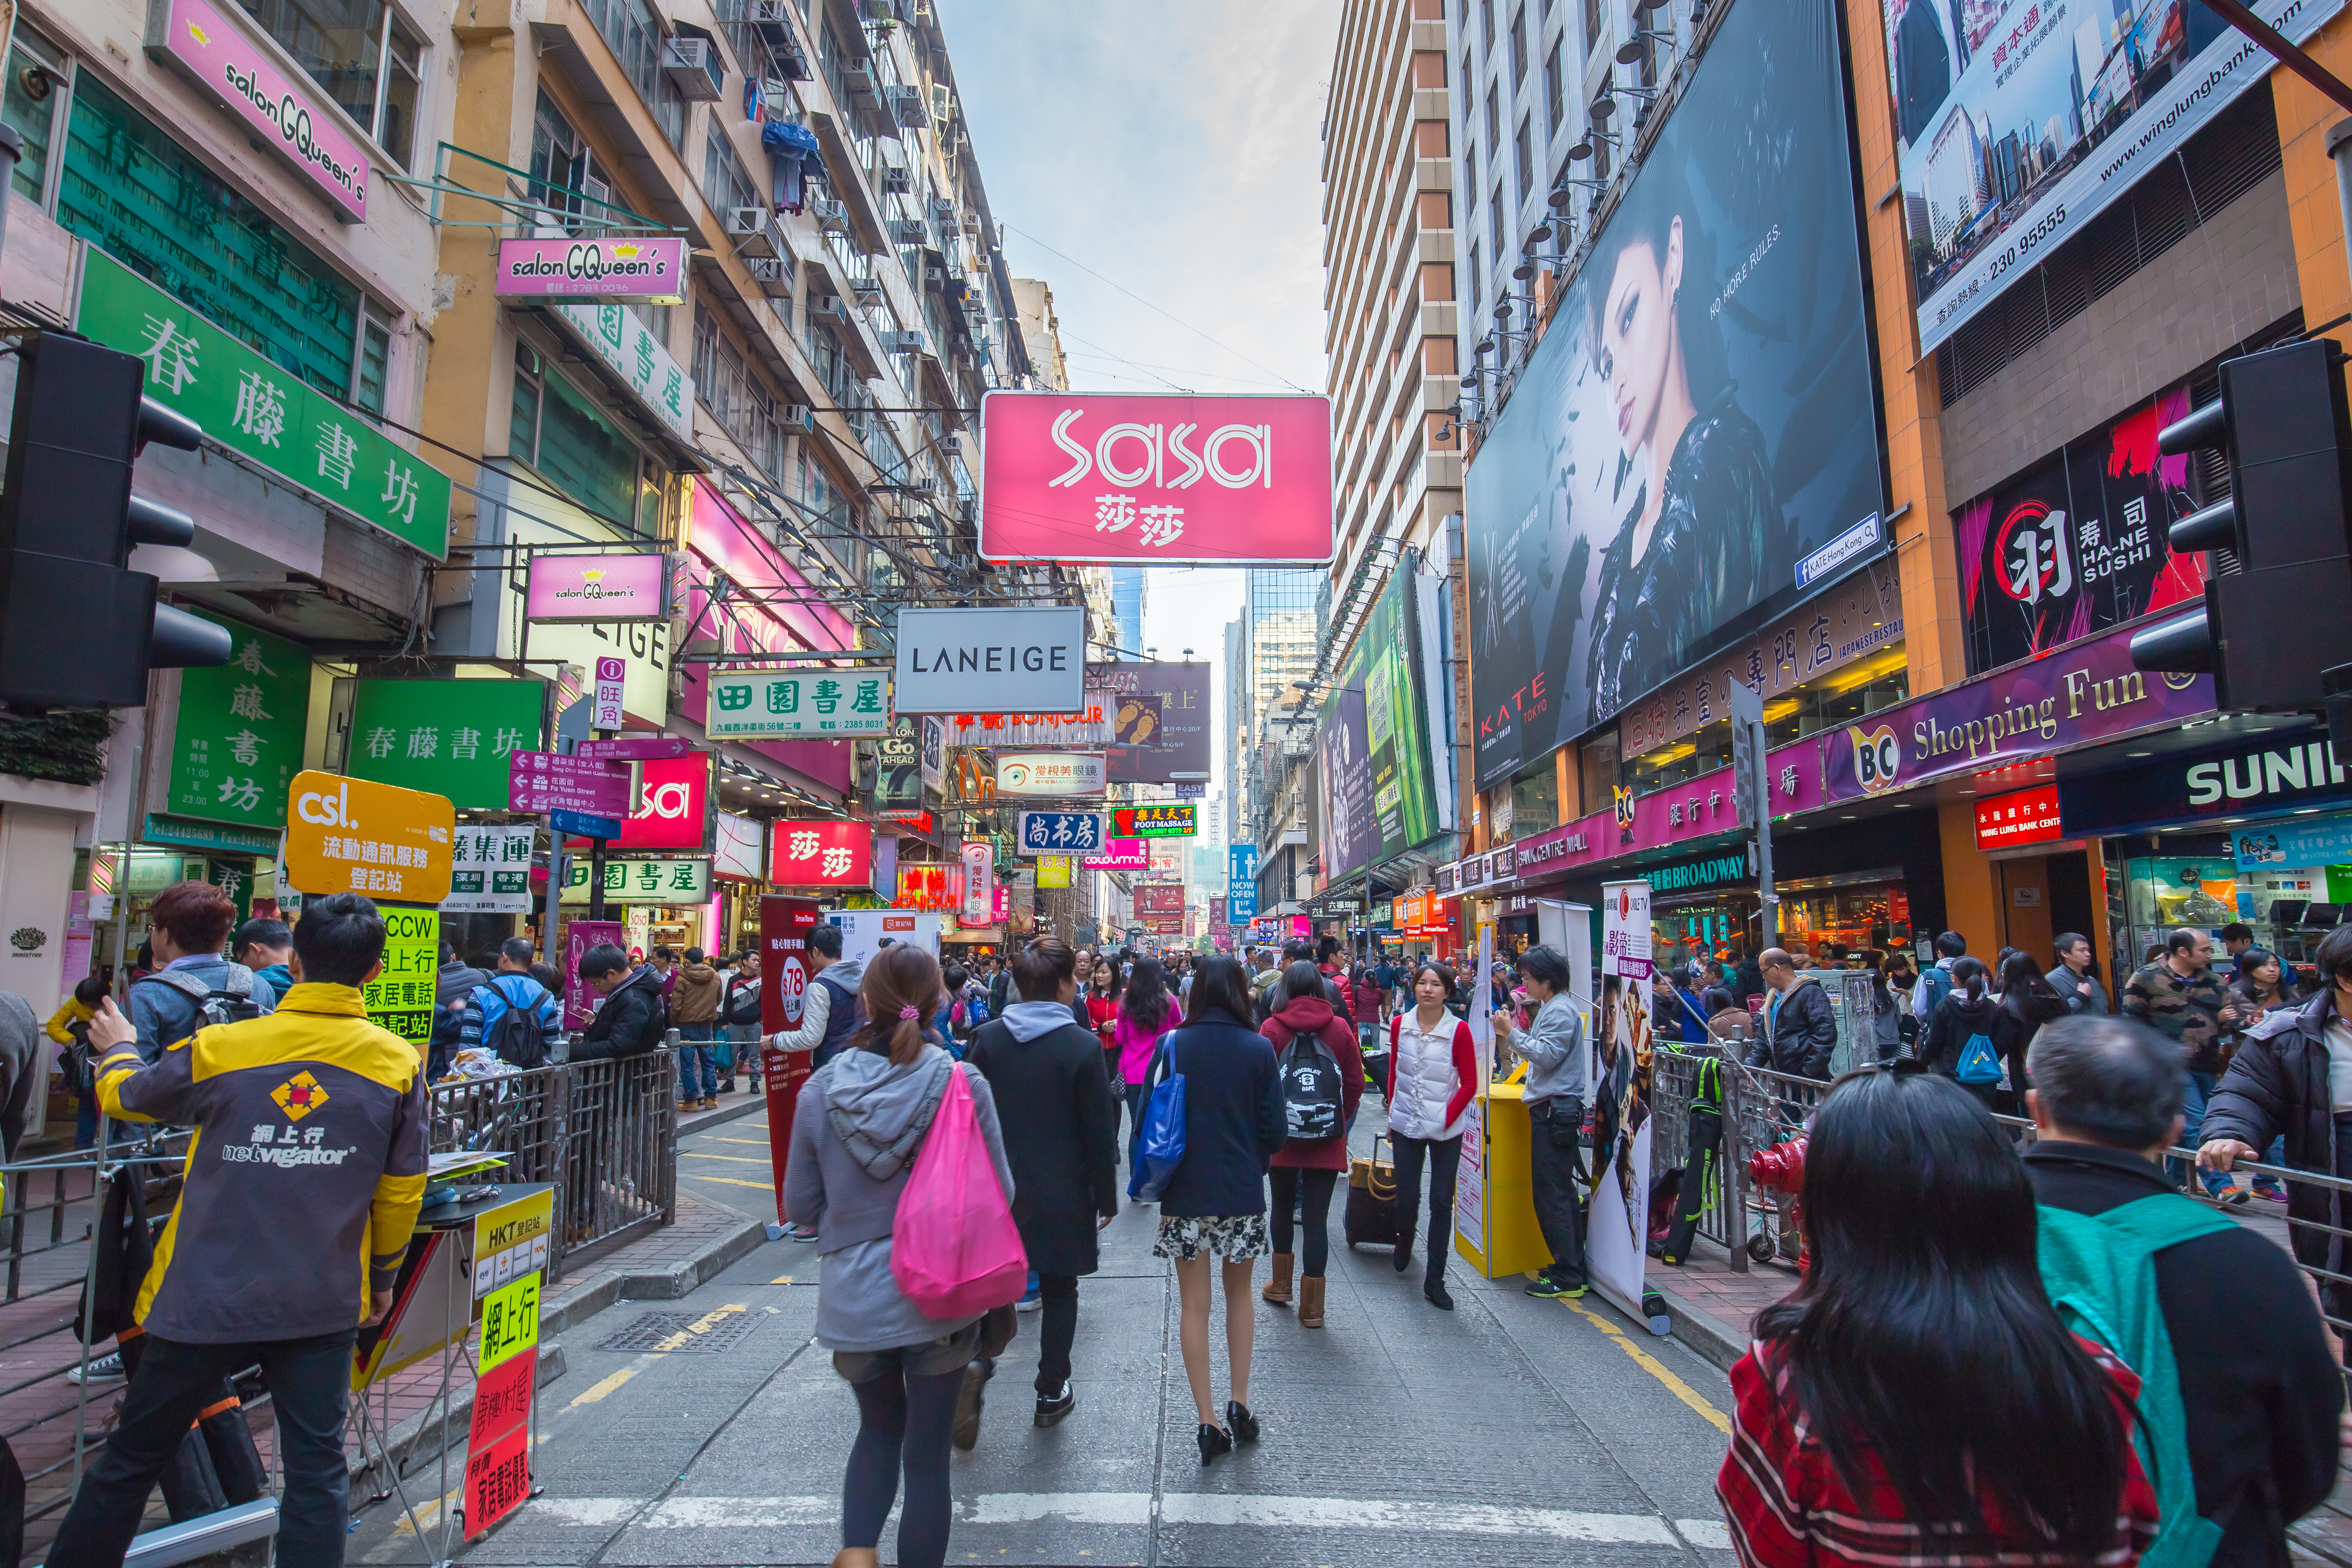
[1115,956,1182,1162]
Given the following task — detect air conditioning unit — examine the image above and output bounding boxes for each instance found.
[748,0,794,40]
[882,84,928,129]
[812,295,850,322]
[851,280,885,307]
[725,205,780,259]
[842,61,882,111]
[880,329,923,354]
[928,195,955,220]
[811,195,848,235]
[757,77,797,116]
[783,403,815,431]
[745,254,794,296]
[879,164,913,195]
[887,217,926,246]
[664,35,725,101]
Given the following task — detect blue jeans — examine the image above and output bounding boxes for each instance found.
[2170,1069,2233,1194]
[677,1024,716,1100]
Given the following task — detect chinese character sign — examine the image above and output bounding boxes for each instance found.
[281,773,456,902]
[361,907,438,1047]
[560,857,711,903]
[348,680,545,809]
[165,612,309,829]
[767,821,873,887]
[706,671,891,738]
[442,825,537,913]
[960,841,995,923]
[78,252,451,558]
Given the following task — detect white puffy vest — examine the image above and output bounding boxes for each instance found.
[1387,1011,1468,1141]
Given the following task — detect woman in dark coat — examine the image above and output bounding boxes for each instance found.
[1257,961,1363,1329]
[963,938,1120,1429]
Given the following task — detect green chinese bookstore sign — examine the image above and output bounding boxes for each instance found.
[76,250,452,559]
[347,680,545,809]
[165,612,309,831]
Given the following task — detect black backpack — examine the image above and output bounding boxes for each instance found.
[1274,1025,1344,1141]
[136,967,262,1034]
[479,977,552,1069]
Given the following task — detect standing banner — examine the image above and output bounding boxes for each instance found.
[1590,891,1659,1334]
[1455,924,1494,1271]
[1600,881,1653,982]
[758,897,823,1240]
[562,920,627,1031]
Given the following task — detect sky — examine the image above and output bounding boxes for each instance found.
[937,0,1341,809]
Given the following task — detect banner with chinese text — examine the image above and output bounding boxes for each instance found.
[706,671,890,738]
[349,680,545,808]
[164,613,310,829]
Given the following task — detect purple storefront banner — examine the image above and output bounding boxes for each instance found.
[146,0,368,221]
[494,237,688,302]
[526,551,668,623]
[1820,622,2214,804]
[1506,737,1831,884]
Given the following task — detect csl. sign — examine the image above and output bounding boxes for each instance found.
[282,772,455,902]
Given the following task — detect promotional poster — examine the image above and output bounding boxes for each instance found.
[1952,381,2210,671]
[1465,0,1886,787]
[1329,565,1447,863]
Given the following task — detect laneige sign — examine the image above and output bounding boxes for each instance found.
[894,606,1086,713]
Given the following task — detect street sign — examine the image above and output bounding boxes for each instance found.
[1016,811,1106,853]
[1173,782,1206,800]
[549,807,622,841]
[282,772,455,902]
[576,735,695,760]
[591,655,624,730]
[508,751,631,816]
[1113,803,1196,838]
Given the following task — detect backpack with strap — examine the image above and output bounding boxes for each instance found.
[1271,1021,1343,1140]
[137,967,261,1035]
[1920,964,1955,1016]
[2037,1196,2236,1568]
[1955,1029,2002,1084]
[479,976,552,1069]
[723,976,761,1027]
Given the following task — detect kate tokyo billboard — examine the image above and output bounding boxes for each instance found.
[977,392,1335,564]
[1464,0,1886,788]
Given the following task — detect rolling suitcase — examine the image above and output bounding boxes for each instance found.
[1343,1134,1399,1249]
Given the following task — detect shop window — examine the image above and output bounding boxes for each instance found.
[1778,874,1914,960]
[1623,645,1910,800]
[1578,732,1618,813]
[510,343,646,528]
[0,25,67,205]
[60,76,361,398]
[235,0,424,170]
[1511,762,1559,839]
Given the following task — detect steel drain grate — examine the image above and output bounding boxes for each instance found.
[595,1307,763,1353]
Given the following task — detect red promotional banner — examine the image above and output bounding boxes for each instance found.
[768,819,873,887]
[469,1346,535,1451]
[759,897,823,1231]
[978,391,1335,565]
[1136,883,1185,915]
[1975,784,2063,850]
[463,1423,530,1539]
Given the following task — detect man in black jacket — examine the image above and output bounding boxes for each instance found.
[963,937,1118,1436]
[2029,1015,2339,1568]
[1747,948,1835,1080]
[573,945,667,1061]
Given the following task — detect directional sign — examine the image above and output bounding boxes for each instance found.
[549,807,622,841]
[1113,804,1196,839]
[1016,811,1106,854]
[508,752,631,816]
[577,735,695,761]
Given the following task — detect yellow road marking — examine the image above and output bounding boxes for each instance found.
[771,1275,793,1284]
[567,1367,637,1407]
[684,1174,774,1191]
[680,1152,771,1164]
[653,1303,747,1352]
[1562,1297,1730,1435]
[708,1136,770,1146]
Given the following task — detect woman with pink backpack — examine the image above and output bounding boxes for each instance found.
[783,944,1020,1568]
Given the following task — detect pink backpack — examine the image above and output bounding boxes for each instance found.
[890,1064,1028,1318]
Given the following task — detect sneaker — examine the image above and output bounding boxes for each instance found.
[2217,1185,2251,1206]
[1033,1382,1075,1427]
[1015,1289,1042,1313]
[2257,1185,2289,1202]
[786,1222,819,1243]
[1524,1272,1587,1299]
[67,1351,123,1384]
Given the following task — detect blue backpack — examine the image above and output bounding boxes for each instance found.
[1955,1030,2003,1084]
[1127,1035,1188,1201]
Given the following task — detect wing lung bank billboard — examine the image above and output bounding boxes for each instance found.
[1953,378,2210,672]
[1890,0,2341,354]
[1465,0,1886,789]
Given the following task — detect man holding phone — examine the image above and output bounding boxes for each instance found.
[2123,927,2245,1203]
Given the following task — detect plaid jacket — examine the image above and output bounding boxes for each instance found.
[2122,960,2230,1073]
[1717,1338,2158,1568]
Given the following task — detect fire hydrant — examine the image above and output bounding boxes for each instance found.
[1747,1137,1809,1272]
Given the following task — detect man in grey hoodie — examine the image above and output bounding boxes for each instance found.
[1491,944,1591,1299]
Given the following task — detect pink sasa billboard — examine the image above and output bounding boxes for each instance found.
[978,391,1335,565]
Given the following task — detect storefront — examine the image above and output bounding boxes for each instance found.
[2059,723,2352,980]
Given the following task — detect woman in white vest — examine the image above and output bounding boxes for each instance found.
[1385,961,1478,1310]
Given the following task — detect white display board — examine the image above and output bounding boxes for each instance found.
[826,909,942,965]
[1455,923,1496,1257]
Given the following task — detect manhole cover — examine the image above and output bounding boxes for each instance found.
[595,1308,762,1353]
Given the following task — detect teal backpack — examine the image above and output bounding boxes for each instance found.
[1954,1031,2002,1084]
[2037,1194,2236,1568]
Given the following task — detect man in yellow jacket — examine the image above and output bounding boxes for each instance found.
[48,892,429,1568]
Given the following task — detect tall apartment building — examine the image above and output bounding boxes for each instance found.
[1319,0,1462,667]
[1011,277,1067,391]
[1107,567,1146,659]
[1230,567,1323,908]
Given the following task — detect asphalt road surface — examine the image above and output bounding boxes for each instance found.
[353,1106,1741,1567]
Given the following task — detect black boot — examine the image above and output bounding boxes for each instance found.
[1424,1266,1454,1311]
[1391,1230,1414,1273]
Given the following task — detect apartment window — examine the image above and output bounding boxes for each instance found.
[702,123,762,216]
[1592,129,1613,180]
[353,299,394,416]
[1583,0,1603,54]
[0,25,67,203]
[1515,116,1533,204]
[691,307,786,481]
[511,343,648,527]
[1462,130,1477,196]
[529,91,614,230]
[578,0,684,149]
[1509,8,1527,84]
[1485,88,1500,152]
[236,0,423,170]
[1480,0,1497,48]
[1489,182,1505,261]
[1545,36,1565,135]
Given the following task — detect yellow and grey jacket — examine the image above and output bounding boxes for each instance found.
[96,981,429,1344]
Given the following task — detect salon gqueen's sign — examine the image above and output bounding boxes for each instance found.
[147,0,370,221]
[495,238,689,303]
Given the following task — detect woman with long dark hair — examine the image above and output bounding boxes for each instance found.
[1994,951,2069,1106]
[1919,956,2004,1111]
[1716,1069,2158,1568]
[783,944,1013,1568]
[1115,957,1182,1162]
[1257,960,1363,1327]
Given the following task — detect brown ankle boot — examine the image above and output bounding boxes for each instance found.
[1261,1252,1294,1305]
[1299,1274,1326,1328]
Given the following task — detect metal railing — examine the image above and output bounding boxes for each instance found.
[428,1049,680,1282]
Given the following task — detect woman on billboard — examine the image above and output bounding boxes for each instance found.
[1579,174,1782,729]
